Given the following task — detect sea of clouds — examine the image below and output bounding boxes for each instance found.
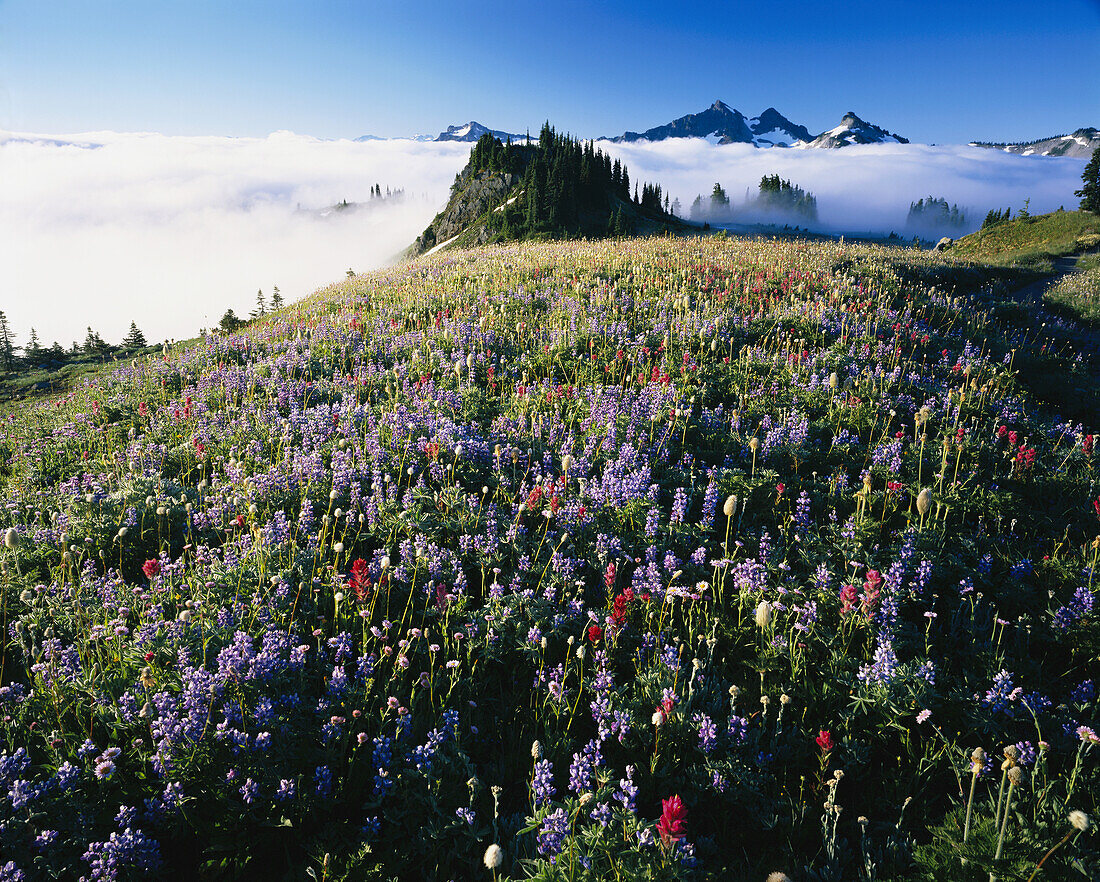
[0,129,1087,347]
[599,138,1086,235]
[1,131,470,347]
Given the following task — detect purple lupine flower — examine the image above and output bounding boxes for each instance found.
[694,713,717,753]
[537,808,569,856]
[532,759,555,807]
[614,764,637,813]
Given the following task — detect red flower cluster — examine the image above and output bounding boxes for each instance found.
[349,559,370,603]
[657,794,687,847]
[815,729,835,752]
[586,624,603,643]
[142,559,161,580]
[1084,434,1095,456]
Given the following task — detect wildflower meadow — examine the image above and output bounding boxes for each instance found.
[0,236,1096,880]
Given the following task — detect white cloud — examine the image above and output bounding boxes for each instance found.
[598,138,1086,235]
[0,131,470,346]
[0,130,1087,349]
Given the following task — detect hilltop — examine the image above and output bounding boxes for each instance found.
[408,123,686,256]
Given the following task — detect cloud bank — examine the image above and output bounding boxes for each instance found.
[0,130,1087,349]
[598,138,1086,236]
[0,131,469,346]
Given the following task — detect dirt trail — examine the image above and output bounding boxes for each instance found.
[1002,258,1099,362]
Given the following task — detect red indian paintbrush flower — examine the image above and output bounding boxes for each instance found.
[816,730,835,752]
[142,559,161,580]
[657,794,687,847]
[349,559,370,603]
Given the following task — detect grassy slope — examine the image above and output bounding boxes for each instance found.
[947,209,1100,269]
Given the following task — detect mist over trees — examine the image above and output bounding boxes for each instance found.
[905,196,968,236]
[688,175,818,224]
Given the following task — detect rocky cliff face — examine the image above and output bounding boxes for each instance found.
[410,169,519,256]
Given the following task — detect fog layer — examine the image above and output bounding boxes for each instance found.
[599,139,1085,236]
[1,131,469,346]
[0,131,1086,349]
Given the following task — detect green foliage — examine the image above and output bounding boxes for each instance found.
[461,125,673,245]
[219,308,245,333]
[950,209,1100,267]
[1077,147,1100,213]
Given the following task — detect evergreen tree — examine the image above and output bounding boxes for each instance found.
[24,328,43,368]
[710,183,730,215]
[0,311,14,372]
[122,321,147,349]
[219,309,244,333]
[271,286,283,309]
[1077,146,1100,213]
[251,288,266,319]
[83,326,110,358]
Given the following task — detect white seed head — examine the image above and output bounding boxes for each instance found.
[1069,810,1090,831]
[916,488,933,517]
[483,844,503,870]
[755,600,773,629]
[723,494,738,517]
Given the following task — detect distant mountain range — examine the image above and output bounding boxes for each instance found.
[600,101,907,148]
[354,121,525,144]
[969,127,1099,158]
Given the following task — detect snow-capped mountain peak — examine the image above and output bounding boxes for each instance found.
[434,121,523,142]
[804,112,909,148]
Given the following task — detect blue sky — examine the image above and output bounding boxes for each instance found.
[1,0,1098,143]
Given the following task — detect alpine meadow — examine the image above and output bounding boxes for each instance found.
[1,2,1099,881]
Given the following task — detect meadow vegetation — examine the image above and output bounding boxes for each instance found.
[0,236,1096,881]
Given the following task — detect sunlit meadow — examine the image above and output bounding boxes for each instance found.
[0,235,1096,880]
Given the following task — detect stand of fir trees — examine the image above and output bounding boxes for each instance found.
[465,124,674,240]
[906,196,966,231]
[688,176,817,223]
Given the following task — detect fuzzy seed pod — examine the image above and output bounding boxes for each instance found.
[3,527,19,549]
[916,488,932,517]
[1069,810,1090,831]
[754,601,773,629]
[1007,766,1024,786]
[723,494,738,517]
[749,437,760,452]
[483,844,503,870]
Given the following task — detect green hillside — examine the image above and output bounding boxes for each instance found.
[947,208,1100,268]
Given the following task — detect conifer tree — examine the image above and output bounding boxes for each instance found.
[271,286,283,309]
[0,311,14,372]
[1078,146,1100,213]
[252,289,267,319]
[123,321,147,349]
[25,328,43,368]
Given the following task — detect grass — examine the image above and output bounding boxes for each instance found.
[1044,266,1100,326]
[947,209,1100,269]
